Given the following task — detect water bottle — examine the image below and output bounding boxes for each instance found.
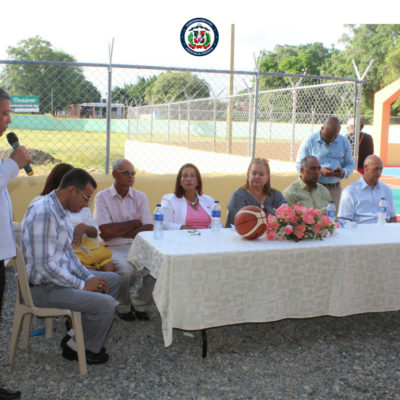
[377,197,387,225]
[211,200,221,233]
[326,200,336,224]
[153,203,164,239]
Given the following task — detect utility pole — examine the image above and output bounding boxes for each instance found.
[226,24,235,154]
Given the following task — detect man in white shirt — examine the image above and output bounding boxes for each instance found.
[0,88,31,400]
[338,155,397,224]
[94,159,155,321]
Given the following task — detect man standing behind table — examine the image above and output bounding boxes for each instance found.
[338,155,397,224]
[283,156,331,211]
[94,159,155,322]
[22,168,120,365]
[0,88,31,400]
[296,116,353,211]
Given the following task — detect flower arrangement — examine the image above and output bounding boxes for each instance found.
[266,203,336,242]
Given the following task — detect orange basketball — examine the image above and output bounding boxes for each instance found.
[234,206,267,240]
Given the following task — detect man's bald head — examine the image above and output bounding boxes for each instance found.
[364,155,382,169]
[321,117,341,144]
[363,155,383,187]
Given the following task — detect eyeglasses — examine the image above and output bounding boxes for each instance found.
[76,189,91,202]
[117,170,136,176]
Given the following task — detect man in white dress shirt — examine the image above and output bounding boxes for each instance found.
[338,155,397,224]
[0,88,31,400]
[94,159,155,321]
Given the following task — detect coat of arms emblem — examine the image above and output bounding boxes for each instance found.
[180,18,219,56]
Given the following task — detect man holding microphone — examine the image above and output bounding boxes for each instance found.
[0,88,31,400]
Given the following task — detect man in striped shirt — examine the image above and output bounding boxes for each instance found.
[22,168,120,365]
[94,159,155,322]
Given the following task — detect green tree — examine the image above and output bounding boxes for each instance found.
[3,36,101,113]
[327,24,400,115]
[112,76,157,106]
[144,72,210,104]
[258,43,334,90]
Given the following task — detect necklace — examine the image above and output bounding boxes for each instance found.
[186,193,199,206]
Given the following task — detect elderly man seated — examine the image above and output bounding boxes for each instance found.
[94,159,155,322]
[283,156,331,210]
[338,155,397,224]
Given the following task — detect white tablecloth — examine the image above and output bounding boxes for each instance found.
[127,224,400,346]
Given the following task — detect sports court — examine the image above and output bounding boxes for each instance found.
[381,167,400,217]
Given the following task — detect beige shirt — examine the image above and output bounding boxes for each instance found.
[94,184,152,246]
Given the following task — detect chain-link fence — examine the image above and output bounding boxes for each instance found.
[0,60,361,175]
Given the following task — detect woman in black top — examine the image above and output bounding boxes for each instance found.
[225,158,285,227]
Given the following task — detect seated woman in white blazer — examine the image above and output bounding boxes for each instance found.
[161,163,215,230]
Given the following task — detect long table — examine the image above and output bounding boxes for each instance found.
[127,224,400,348]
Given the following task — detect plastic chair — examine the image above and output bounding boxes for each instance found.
[9,246,88,375]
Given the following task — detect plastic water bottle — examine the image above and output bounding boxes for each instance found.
[211,200,221,233]
[377,197,387,225]
[326,200,336,223]
[153,203,164,239]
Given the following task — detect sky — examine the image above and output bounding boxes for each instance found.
[1,0,398,74]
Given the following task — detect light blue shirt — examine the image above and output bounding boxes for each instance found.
[22,191,94,288]
[296,131,354,184]
[0,158,19,260]
[338,177,396,224]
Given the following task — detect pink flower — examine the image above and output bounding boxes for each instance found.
[267,215,279,230]
[302,214,315,225]
[293,204,309,215]
[309,208,322,218]
[275,205,295,222]
[266,231,276,240]
[284,225,294,235]
[319,215,331,227]
[312,225,322,236]
[294,224,306,239]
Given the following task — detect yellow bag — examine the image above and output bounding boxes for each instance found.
[73,237,112,270]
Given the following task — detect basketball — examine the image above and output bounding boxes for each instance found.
[234,206,267,239]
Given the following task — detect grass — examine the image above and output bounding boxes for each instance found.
[1,129,299,175]
[0,129,126,175]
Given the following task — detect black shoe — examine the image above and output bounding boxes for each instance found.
[0,387,21,400]
[116,305,136,321]
[62,345,108,365]
[60,334,70,349]
[60,335,105,353]
[132,306,150,321]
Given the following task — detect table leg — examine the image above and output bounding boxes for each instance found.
[201,329,207,358]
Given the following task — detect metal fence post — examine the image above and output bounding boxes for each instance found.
[248,91,253,156]
[213,96,217,152]
[353,81,363,165]
[252,72,260,159]
[167,103,171,144]
[150,105,154,142]
[136,107,139,140]
[105,40,114,175]
[105,65,112,174]
[178,102,181,141]
[291,87,297,162]
[187,101,190,148]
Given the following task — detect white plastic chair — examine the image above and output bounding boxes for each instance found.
[9,246,88,375]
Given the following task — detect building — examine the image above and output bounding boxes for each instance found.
[68,102,126,119]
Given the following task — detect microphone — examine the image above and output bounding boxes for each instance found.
[6,132,34,176]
